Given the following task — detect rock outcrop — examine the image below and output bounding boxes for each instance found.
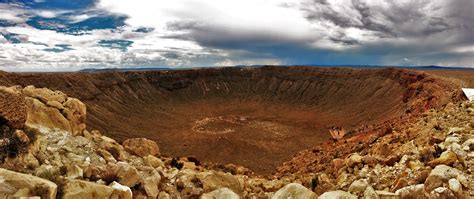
[23,86,86,135]
[0,85,86,135]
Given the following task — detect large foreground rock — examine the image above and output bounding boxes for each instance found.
[24,86,86,134]
[0,85,86,134]
[0,168,57,199]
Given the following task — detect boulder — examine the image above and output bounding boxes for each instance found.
[348,179,369,196]
[25,97,71,132]
[139,167,161,198]
[122,138,160,157]
[448,178,462,197]
[97,149,117,163]
[22,152,40,169]
[110,181,133,199]
[200,188,239,199]
[62,98,87,135]
[424,165,469,192]
[429,187,456,199]
[364,186,379,199]
[332,158,346,173]
[407,160,423,170]
[62,180,114,199]
[0,168,57,199]
[375,191,398,199]
[66,165,83,179]
[114,162,141,187]
[197,171,242,196]
[175,169,200,191]
[395,184,426,199]
[444,136,461,145]
[345,153,363,168]
[313,173,336,195]
[447,127,466,135]
[318,190,356,199]
[158,192,171,199]
[395,141,419,156]
[101,138,125,161]
[427,151,458,167]
[272,183,316,199]
[143,155,165,168]
[462,139,474,151]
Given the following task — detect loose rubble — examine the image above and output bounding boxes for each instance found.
[0,85,472,198]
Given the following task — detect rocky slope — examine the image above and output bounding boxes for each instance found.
[0,85,472,198]
[0,69,472,198]
[0,67,464,174]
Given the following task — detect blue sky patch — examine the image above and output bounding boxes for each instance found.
[26,14,127,34]
[134,27,154,33]
[0,19,18,27]
[18,0,96,10]
[98,39,133,51]
[43,44,74,53]
[1,32,24,43]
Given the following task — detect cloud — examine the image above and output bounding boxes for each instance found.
[0,3,28,24]
[34,10,61,18]
[0,0,472,71]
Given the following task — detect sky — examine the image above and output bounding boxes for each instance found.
[0,0,472,71]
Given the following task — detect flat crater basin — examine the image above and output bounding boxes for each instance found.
[2,66,453,174]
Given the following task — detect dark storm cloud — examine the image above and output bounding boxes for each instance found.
[302,0,472,39]
[349,0,394,36]
[291,0,473,66]
[165,20,312,53]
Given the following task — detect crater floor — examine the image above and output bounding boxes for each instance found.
[0,66,459,174]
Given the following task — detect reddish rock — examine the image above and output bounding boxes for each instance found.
[0,88,26,129]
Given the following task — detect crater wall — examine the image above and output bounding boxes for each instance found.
[0,67,461,174]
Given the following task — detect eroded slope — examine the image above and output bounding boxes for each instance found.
[0,66,462,174]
